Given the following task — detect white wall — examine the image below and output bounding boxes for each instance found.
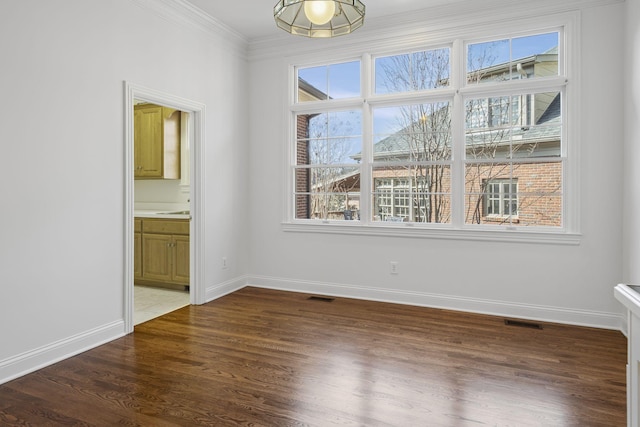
[624,0,640,283]
[247,1,626,329]
[0,0,249,382]
[135,180,189,205]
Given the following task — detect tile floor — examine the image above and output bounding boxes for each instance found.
[134,285,190,325]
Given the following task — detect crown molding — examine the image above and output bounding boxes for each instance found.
[131,0,248,56]
[248,0,623,62]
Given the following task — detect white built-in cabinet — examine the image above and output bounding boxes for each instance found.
[615,284,640,427]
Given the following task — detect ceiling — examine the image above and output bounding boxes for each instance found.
[184,0,470,41]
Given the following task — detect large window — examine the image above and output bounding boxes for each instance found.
[290,27,569,235]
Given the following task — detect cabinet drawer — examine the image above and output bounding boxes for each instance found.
[134,219,142,233]
[142,218,189,235]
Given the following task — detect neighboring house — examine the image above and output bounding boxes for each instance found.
[296,48,562,227]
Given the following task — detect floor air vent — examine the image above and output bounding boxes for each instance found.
[307,296,335,302]
[504,319,543,329]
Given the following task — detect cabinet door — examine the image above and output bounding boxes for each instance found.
[134,231,142,279]
[135,106,163,178]
[172,235,190,284]
[142,233,172,282]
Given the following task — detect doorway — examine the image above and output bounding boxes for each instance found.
[124,82,206,333]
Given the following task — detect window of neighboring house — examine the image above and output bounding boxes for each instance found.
[289,24,570,235]
[466,95,533,129]
[374,178,430,221]
[484,179,518,219]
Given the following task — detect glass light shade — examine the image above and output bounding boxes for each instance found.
[304,1,336,25]
[274,0,365,38]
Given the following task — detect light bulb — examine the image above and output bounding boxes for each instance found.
[303,1,336,26]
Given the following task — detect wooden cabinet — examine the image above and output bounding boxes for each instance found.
[134,103,180,179]
[173,235,190,284]
[141,233,173,282]
[135,218,189,288]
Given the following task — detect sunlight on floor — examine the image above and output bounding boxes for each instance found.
[134,285,190,325]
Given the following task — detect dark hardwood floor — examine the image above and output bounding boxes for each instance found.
[0,287,627,426]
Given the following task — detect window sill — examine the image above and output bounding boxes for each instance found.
[282,221,581,245]
[483,215,520,224]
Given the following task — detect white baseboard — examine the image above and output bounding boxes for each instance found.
[204,275,249,303]
[0,320,125,386]
[247,275,624,331]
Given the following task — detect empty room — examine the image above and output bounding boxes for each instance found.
[1,0,639,425]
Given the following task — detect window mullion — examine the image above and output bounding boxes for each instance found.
[451,38,466,228]
[361,53,373,224]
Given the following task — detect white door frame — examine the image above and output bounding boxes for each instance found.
[123,81,206,333]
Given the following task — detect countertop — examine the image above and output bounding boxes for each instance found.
[134,209,190,220]
[614,283,640,318]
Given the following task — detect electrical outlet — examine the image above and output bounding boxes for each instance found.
[222,257,228,269]
[390,261,399,275]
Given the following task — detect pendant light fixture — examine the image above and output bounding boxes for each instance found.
[274,0,366,38]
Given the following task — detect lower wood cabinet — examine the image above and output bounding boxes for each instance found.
[135,218,189,288]
[172,235,190,283]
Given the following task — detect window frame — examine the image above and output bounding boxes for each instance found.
[283,13,580,245]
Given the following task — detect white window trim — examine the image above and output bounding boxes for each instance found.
[283,12,581,245]
[282,221,581,245]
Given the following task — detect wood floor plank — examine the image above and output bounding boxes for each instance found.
[0,287,627,426]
